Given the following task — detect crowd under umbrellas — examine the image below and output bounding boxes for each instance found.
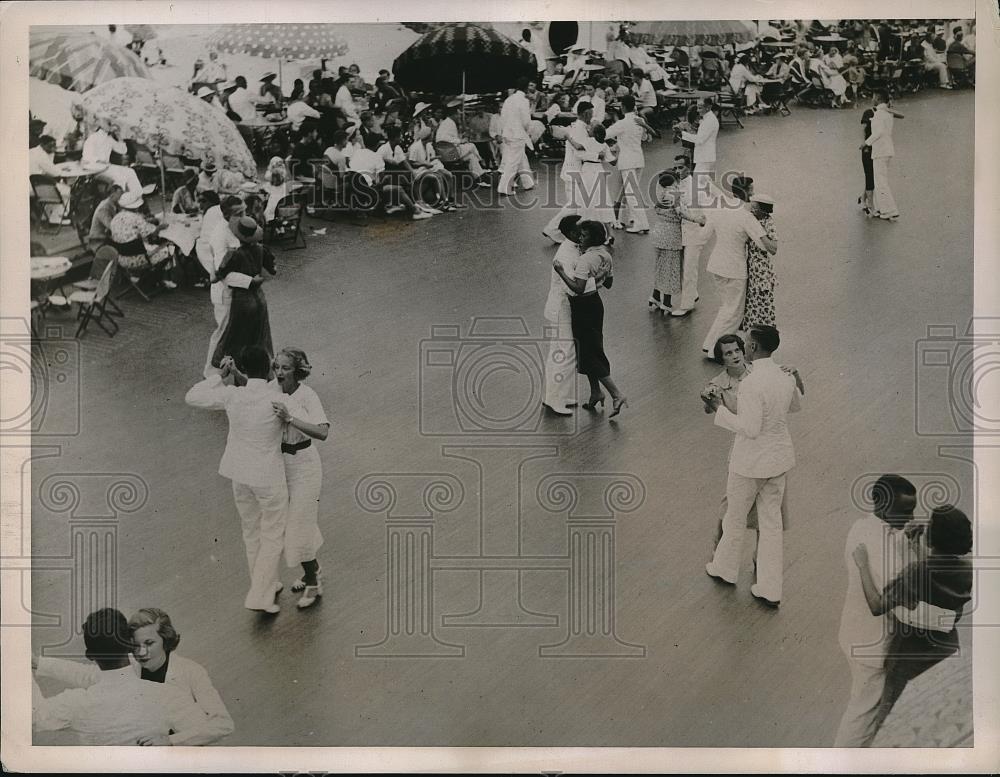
[25,18,977,750]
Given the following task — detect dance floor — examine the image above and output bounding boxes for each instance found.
[29,88,974,746]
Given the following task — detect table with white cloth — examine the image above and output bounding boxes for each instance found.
[30,255,73,309]
[160,213,202,256]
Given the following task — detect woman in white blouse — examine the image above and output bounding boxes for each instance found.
[32,608,234,745]
[270,348,331,608]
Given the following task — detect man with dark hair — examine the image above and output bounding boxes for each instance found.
[186,345,304,613]
[834,474,917,746]
[862,90,900,222]
[32,608,203,745]
[86,184,124,250]
[852,504,973,742]
[704,325,802,606]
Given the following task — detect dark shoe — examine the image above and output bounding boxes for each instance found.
[582,393,606,411]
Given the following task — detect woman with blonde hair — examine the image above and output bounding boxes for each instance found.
[32,607,234,745]
[271,347,330,608]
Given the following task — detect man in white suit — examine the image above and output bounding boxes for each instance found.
[704,325,802,605]
[682,99,720,180]
[497,77,536,195]
[186,345,301,614]
[863,91,899,222]
[542,101,592,242]
[605,95,650,234]
[670,154,716,316]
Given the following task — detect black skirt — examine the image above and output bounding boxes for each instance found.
[861,148,874,190]
[569,292,611,378]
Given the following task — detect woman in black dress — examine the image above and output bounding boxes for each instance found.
[552,220,628,418]
[211,216,276,368]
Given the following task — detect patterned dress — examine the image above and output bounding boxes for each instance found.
[740,214,777,330]
[650,183,687,299]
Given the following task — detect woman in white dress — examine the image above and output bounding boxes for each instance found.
[271,348,331,609]
[32,608,234,745]
[542,215,583,415]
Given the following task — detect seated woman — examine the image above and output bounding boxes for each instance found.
[33,607,234,745]
[171,169,201,216]
[348,132,431,221]
[405,126,460,211]
[110,190,176,288]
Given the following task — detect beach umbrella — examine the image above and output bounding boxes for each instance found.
[209,24,350,88]
[73,77,257,209]
[29,30,151,93]
[392,22,536,94]
[126,25,157,42]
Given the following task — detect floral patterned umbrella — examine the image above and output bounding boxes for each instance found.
[29,30,151,93]
[72,78,256,180]
[392,22,536,94]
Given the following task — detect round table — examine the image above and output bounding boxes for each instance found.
[238,116,293,161]
[663,90,716,102]
[159,214,202,256]
[31,255,73,308]
[53,161,108,180]
[760,41,797,49]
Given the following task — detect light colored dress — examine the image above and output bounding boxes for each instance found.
[282,383,328,566]
[651,181,695,297]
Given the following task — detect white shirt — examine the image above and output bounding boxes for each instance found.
[838,516,907,664]
[545,239,582,320]
[33,666,203,746]
[185,375,297,487]
[436,116,463,145]
[334,84,359,122]
[82,129,127,164]
[195,60,227,85]
[682,110,719,165]
[500,90,532,142]
[604,113,645,170]
[228,87,257,122]
[286,100,321,132]
[204,217,244,305]
[36,654,234,746]
[323,145,349,171]
[729,62,762,93]
[29,145,61,178]
[633,78,658,108]
[560,119,590,175]
[675,173,719,246]
[705,201,767,278]
[376,142,406,165]
[865,105,895,159]
[348,148,385,185]
[283,383,329,445]
[714,358,801,478]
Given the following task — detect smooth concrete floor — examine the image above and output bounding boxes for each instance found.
[29,88,975,746]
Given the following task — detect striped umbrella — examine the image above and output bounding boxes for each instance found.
[392,22,536,94]
[29,31,151,93]
[629,20,757,47]
[73,78,257,181]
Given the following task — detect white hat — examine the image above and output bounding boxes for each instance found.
[413,101,432,116]
[119,191,144,209]
[751,193,775,206]
[260,72,277,82]
[568,43,587,52]
[196,86,215,98]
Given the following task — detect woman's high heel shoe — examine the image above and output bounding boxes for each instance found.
[648,296,661,310]
[582,393,606,411]
[608,396,629,419]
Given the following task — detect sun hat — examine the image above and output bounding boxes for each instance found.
[412,101,433,116]
[230,215,263,243]
[260,72,277,82]
[196,86,216,98]
[119,191,144,210]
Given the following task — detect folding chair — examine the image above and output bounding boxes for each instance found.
[946,53,973,88]
[116,243,174,302]
[69,253,120,338]
[30,174,69,233]
[715,90,746,129]
[264,195,306,249]
[72,245,125,317]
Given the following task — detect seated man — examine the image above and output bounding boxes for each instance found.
[921,30,952,88]
[81,127,151,196]
[631,67,659,122]
[349,132,430,220]
[289,119,323,179]
[729,53,770,112]
[286,93,321,132]
[29,135,71,225]
[32,608,204,746]
[434,104,489,185]
[947,28,975,81]
[87,184,124,251]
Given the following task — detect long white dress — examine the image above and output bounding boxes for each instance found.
[282,383,328,566]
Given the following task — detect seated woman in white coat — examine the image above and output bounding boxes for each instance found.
[81,127,152,196]
[33,607,234,745]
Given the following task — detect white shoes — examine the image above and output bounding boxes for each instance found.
[412,211,432,220]
[297,581,323,609]
[625,226,649,234]
[750,584,780,607]
[543,401,573,416]
[705,562,736,585]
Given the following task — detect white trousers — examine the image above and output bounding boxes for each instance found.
[203,299,230,378]
[833,657,887,747]
[618,167,649,231]
[543,304,577,411]
[283,447,324,567]
[710,471,785,602]
[924,61,950,86]
[497,138,534,194]
[545,175,581,234]
[232,479,288,609]
[871,156,899,218]
[702,274,746,352]
[456,142,485,177]
[679,243,702,310]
